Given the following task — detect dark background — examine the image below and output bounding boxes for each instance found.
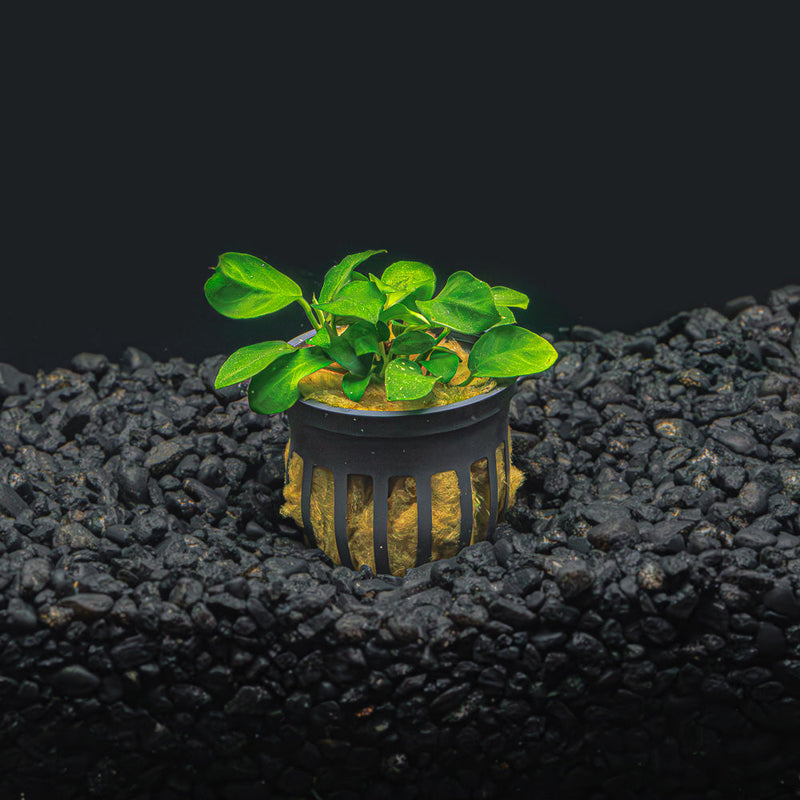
[2,9,796,374]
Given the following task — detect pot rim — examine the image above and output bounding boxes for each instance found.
[288,329,518,419]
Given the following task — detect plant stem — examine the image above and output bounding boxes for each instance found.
[297,298,321,331]
[418,326,452,363]
[433,327,451,346]
[377,341,389,378]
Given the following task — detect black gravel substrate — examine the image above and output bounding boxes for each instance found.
[2,288,800,800]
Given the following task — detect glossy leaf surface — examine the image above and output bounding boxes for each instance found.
[419,348,459,382]
[468,326,558,378]
[204,252,303,319]
[248,347,333,414]
[318,250,385,304]
[385,357,438,401]
[379,301,430,326]
[323,335,371,376]
[342,371,371,402]
[416,271,500,335]
[314,280,385,324]
[389,330,437,356]
[490,305,517,327]
[341,321,381,356]
[309,328,331,346]
[214,341,294,388]
[491,286,529,309]
[368,273,396,296]
[381,261,437,306]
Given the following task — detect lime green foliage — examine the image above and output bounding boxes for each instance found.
[204,253,303,318]
[468,326,559,378]
[317,250,386,304]
[416,271,501,335]
[204,250,558,413]
[418,348,460,382]
[213,341,294,388]
[385,358,438,401]
[247,347,333,414]
[314,280,385,324]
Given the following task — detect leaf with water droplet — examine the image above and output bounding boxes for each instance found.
[416,271,500,334]
[313,281,385,324]
[342,371,371,401]
[389,330,437,356]
[418,347,459,382]
[248,346,333,413]
[214,340,295,388]
[385,358,438,401]
[468,326,558,378]
[318,250,386,304]
[205,252,303,319]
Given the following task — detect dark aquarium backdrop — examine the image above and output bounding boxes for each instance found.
[2,10,796,375]
[2,169,795,375]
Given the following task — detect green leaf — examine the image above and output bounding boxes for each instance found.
[385,358,438,401]
[314,280,386,324]
[248,347,333,414]
[468,326,558,378]
[489,305,517,328]
[323,335,371,376]
[379,301,431,326]
[341,321,380,357]
[418,348,460,382]
[342,371,371,402]
[309,327,331,346]
[318,250,385,304]
[389,330,437,356]
[368,273,396,296]
[416,271,501,335]
[491,286,529,309]
[381,261,437,304]
[204,252,303,319]
[214,341,295,388]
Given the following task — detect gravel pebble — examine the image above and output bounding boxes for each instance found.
[0,483,29,517]
[1,289,800,798]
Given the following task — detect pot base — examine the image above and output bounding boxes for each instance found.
[281,437,523,576]
[282,380,520,575]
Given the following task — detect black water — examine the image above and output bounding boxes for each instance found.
[4,14,796,376]
[3,202,795,376]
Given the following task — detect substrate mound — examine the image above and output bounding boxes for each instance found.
[1,287,800,799]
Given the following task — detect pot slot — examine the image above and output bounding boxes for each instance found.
[470,457,492,545]
[281,428,523,576]
[467,440,510,546]
[429,470,468,564]
[345,474,375,572]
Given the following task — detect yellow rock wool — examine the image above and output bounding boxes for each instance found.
[297,337,497,411]
[281,430,524,577]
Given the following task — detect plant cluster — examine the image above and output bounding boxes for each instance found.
[204,250,558,413]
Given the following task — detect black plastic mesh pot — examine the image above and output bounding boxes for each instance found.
[284,331,516,574]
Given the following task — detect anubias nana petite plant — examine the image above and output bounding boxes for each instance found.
[204,250,558,413]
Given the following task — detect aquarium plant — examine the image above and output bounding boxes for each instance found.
[204,249,558,413]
